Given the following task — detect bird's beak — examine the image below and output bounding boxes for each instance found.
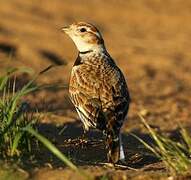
[61,26,70,34]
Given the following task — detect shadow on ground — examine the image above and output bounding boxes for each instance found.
[20,120,161,171]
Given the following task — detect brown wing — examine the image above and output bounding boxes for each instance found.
[99,63,130,129]
[69,63,102,130]
[69,55,130,131]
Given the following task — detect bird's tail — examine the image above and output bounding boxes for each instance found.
[105,112,125,164]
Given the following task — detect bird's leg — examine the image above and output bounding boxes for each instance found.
[80,127,88,144]
[82,128,87,139]
[106,129,120,164]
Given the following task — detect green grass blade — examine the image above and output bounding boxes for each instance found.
[130,133,160,158]
[0,76,8,91]
[11,132,23,156]
[137,114,191,175]
[23,126,78,171]
[181,128,191,154]
[138,115,167,153]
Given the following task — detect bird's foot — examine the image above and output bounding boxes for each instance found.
[78,130,88,146]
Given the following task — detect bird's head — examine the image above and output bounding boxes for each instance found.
[62,22,105,53]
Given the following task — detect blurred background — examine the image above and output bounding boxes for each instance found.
[0,0,191,130]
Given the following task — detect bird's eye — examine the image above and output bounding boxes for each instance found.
[80,28,87,32]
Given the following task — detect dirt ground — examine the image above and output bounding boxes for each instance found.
[0,0,191,179]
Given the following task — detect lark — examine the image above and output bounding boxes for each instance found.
[62,22,130,164]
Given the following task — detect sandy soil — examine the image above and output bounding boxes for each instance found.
[0,0,191,179]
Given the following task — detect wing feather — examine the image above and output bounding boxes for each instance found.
[69,55,130,130]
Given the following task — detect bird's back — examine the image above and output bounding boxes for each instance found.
[69,52,130,131]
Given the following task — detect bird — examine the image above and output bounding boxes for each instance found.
[62,22,130,164]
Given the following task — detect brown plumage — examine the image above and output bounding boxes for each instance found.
[62,22,130,163]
